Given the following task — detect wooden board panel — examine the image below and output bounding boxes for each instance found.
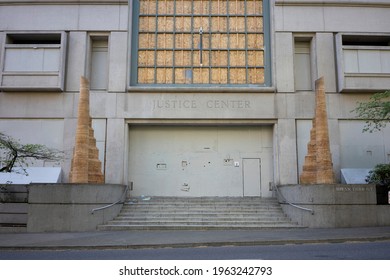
[211,51,228,66]
[230,34,246,49]
[158,1,175,14]
[230,68,246,84]
[156,68,173,83]
[247,50,264,67]
[247,17,263,32]
[229,0,246,15]
[247,0,263,15]
[157,34,174,49]
[248,68,264,84]
[175,16,192,32]
[138,68,155,84]
[211,17,228,32]
[193,67,210,83]
[230,51,246,67]
[156,50,173,66]
[194,50,210,66]
[138,50,155,66]
[175,34,193,49]
[211,68,228,84]
[247,34,263,49]
[139,33,156,48]
[174,50,192,66]
[139,16,156,32]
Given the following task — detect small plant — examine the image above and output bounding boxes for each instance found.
[366,163,390,186]
[352,91,390,133]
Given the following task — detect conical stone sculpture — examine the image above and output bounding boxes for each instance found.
[69,76,104,183]
[300,77,335,184]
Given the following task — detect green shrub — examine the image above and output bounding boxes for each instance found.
[366,163,390,186]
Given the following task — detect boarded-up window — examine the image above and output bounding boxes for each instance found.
[133,0,268,86]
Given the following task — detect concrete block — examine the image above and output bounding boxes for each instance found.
[0,168,62,184]
[108,32,128,92]
[27,184,127,232]
[315,33,337,93]
[278,184,389,228]
[65,32,87,92]
[274,33,294,92]
[341,169,371,184]
[276,120,298,185]
[105,119,126,184]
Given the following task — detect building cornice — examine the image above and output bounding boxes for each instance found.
[275,0,390,8]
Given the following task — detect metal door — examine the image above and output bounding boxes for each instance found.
[243,158,261,197]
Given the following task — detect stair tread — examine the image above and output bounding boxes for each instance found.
[99,196,298,230]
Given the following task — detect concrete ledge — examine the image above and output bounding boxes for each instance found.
[27,184,127,232]
[277,184,390,228]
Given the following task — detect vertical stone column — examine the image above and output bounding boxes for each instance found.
[300,77,335,184]
[69,76,104,183]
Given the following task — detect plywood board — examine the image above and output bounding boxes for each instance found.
[139,16,156,32]
[138,50,155,66]
[175,34,193,49]
[139,33,156,48]
[193,67,209,83]
[247,34,263,49]
[247,50,264,67]
[211,67,228,84]
[138,68,155,84]
[248,68,264,84]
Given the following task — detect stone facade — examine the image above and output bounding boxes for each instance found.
[0,1,389,194]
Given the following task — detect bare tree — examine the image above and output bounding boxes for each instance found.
[0,132,63,173]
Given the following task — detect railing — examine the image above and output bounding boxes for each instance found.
[274,185,314,215]
[91,185,129,214]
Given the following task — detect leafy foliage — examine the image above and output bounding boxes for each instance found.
[352,91,390,133]
[0,132,63,173]
[366,163,390,186]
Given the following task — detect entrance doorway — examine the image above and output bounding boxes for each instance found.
[243,158,261,196]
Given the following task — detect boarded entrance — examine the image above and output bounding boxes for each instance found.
[128,125,273,197]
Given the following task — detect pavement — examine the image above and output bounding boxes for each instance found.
[0,226,390,250]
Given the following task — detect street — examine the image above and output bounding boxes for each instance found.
[1,241,389,260]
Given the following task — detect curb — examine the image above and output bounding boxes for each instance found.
[1,236,389,251]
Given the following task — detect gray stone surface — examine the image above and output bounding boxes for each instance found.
[341,168,371,184]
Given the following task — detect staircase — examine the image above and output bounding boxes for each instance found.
[98,197,301,230]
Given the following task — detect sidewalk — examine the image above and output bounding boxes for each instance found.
[0,227,390,250]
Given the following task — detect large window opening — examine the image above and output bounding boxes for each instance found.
[131,0,270,87]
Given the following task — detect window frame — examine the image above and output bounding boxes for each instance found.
[336,32,390,92]
[0,31,67,92]
[128,0,272,91]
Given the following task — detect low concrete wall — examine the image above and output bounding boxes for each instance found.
[277,184,390,228]
[0,184,29,232]
[27,184,127,232]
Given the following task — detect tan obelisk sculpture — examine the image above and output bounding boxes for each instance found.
[300,77,335,184]
[69,76,104,183]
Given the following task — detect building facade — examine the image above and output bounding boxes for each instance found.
[0,0,389,197]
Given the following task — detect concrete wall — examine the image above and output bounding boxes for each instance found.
[27,184,127,232]
[0,184,28,232]
[277,184,390,228]
[0,0,389,188]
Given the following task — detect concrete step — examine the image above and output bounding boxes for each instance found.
[98,196,300,231]
[115,213,288,219]
[113,216,291,222]
[98,224,302,231]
